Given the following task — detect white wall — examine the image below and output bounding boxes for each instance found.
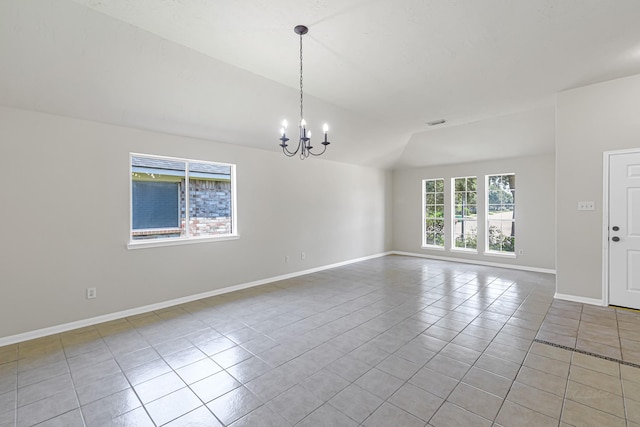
[0,106,392,340]
[556,73,640,302]
[392,154,556,271]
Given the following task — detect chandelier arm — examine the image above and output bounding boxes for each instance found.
[282,143,301,157]
[308,144,328,157]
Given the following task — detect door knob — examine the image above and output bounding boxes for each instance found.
[612,226,620,231]
[612,236,620,242]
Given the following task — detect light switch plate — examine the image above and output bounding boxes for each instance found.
[577,201,595,211]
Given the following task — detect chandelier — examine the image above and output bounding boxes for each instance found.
[279,25,330,159]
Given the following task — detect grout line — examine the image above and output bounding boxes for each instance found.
[557,303,583,425]
[533,339,640,369]
[612,301,630,427]
[61,342,89,427]
[615,306,625,364]
[13,355,17,427]
[558,356,571,425]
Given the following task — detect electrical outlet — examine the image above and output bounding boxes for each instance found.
[86,287,97,299]
[301,252,306,260]
[285,255,290,263]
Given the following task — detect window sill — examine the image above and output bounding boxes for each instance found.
[421,245,445,251]
[484,251,517,258]
[127,234,239,250]
[450,248,478,254]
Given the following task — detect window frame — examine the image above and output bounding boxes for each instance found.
[450,176,478,253]
[128,153,238,250]
[422,178,446,250]
[484,173,516,257]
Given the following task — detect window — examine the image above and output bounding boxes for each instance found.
[486,174,515,254]
[452,176,477,251]
[423,179,445,248]
[130,154,236,244]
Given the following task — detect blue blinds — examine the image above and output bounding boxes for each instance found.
[132,181,179,229]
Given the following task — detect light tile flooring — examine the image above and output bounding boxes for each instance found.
[537,299,640,366]
[1,255,640,426]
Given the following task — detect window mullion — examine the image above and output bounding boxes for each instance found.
[185,162,190,238]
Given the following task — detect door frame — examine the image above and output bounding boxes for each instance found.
[602,148,640,307]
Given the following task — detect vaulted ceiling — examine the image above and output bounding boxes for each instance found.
[2,0,640,168]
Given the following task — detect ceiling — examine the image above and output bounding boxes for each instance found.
[2,0,640,168]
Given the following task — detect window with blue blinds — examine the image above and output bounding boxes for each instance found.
[132,181,179,229]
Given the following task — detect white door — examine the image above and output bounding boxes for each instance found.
[609,151,640,308]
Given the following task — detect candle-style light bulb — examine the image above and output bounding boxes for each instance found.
[323,123,329,134]
[307,130,312,138]
[300,118,306,128]
[280,127,285,136]
[282,119,288,129]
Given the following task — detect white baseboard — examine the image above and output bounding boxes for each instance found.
[554,293,605,307]
[392,251,556,275]
[0,251,393,347]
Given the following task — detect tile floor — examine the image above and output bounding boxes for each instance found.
[1,255,640,426]
[538,299,640,366]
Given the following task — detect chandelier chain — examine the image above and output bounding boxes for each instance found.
[299,33,304,122]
